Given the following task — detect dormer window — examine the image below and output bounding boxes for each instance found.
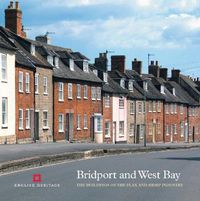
[161,85,165,94]
[54,57,59,68]
[143,81,148,92]
[128,80,133,91]
[172,88,176,96]
[30,44,35,56]
[103,72,108,83]
[47,56,53,66]
[120,79,125,89]
[93,69,98,76]
[69,59,74,71]
[83,60,89,72]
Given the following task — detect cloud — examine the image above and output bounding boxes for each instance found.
[29,12,200,51]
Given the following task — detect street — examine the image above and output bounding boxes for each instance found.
[0,148,200,201]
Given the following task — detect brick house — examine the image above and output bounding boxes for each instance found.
[0,33,16,144]
[93,53,114,143]
[30,43,103,143]
[3,2,54,143]
[170,69,200,142]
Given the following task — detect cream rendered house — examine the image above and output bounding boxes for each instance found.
[0,37,16,144]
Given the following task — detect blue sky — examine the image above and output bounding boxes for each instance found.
[1,0,200,76]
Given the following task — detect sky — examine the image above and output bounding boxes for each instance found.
[0,0,200,76]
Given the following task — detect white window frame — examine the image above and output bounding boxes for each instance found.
[35,73,39,94]
[105,94,110,108]
[25,109,30,129]
[128,80,133,91]
[129,123,134,136]
[105,121,111,137]
[19,109,23,130]
[95,116,103,132]
[58,114,64,132]
[84,85,88,99]
[69,59,74,71]
[119,97,124,109]
[77,114,81,130]
[19,71,23,92]
[43,77,48,95]
[91,87,96,100]
[30,44,35,56]
[68,83,73,99]
[25,73,30,93]
[83,60,89,72]
[83,114,88,129]
[2,97,8,127]
[103,72,108,83]
[119,121,124,136]
[47,55,53,66]
[93,69,98,76]
[153,101,156,112]
[43,111,48,129]
[157,101,161,112]
[120,79,125,89]
[148,101,152,112]
[77,84,81,99]
[54,57,59,68]
[58,82,64,101]
[1,54,7,82]
[97,87,101,100]
[138,102,142,113]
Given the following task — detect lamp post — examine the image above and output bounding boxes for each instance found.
[143,78,151,147]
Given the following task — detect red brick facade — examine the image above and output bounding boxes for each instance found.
[15,66,35,142]
[102,94,113,143]
[54,81,102,142]
[164,104,187,143]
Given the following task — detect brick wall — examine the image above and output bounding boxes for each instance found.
[54,80,102,142]
[15,66,34,142]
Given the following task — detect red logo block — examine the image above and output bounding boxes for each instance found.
[32,174,42,183]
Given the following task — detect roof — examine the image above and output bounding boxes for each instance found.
[0,34,16,51]
[167,81,199,106]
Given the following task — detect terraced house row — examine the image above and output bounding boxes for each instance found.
[0,1,200,144]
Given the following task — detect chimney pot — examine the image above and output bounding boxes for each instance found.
[160,68,168,81]
[9,1,14,8]
[150,61,154,65]
[171,69,181,83]
[156,60,158,66]
[15,1,19,9]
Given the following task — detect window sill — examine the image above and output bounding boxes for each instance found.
[59,130,64,133]
[2,125,8,129]
[129,134,134,137]
[77,97,81,99]
[43,127,49,130]
[119,135,125,137]
[35,92,39,95]
[1,80,7,83]
[83,127,88,130]
[19,91,24,94]
[43,93,48,96]
[97,99,101,101]
[84,97,88,100]
[26,91,31,94]
[77,128,81,131]
[19,128,24,131]
[68,97,73,100]
[105,135,111,138]
[105,106,110,108]
[25,127,31,130]
[58,100,64,103]
[92,99,96,101]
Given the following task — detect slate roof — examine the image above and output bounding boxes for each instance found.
[0,33,16,51]
[166,81,199,106]
[0,27,50,69]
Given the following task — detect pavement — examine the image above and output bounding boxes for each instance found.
[0,142,200,173]
[0,148,200,201]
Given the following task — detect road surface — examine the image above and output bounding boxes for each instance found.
[0,148,199,201]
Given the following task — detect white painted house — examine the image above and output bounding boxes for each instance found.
[0,38,16,144]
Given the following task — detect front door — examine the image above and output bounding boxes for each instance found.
[152,124,156,143]
[136,125,140,144]
[66,113,74,141]
[113,122,116,144]
[34,112,39,141]
[193,127,195,142]
[30,109,34,140]
[90,117,94,141]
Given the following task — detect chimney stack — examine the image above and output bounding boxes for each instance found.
[94,52,108,72]
[160,68,168,81]
[111,55,126,73]
[5,1,26,38]
[132,58,142,75]
[148,60,160,78]
[171,69,181,83]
